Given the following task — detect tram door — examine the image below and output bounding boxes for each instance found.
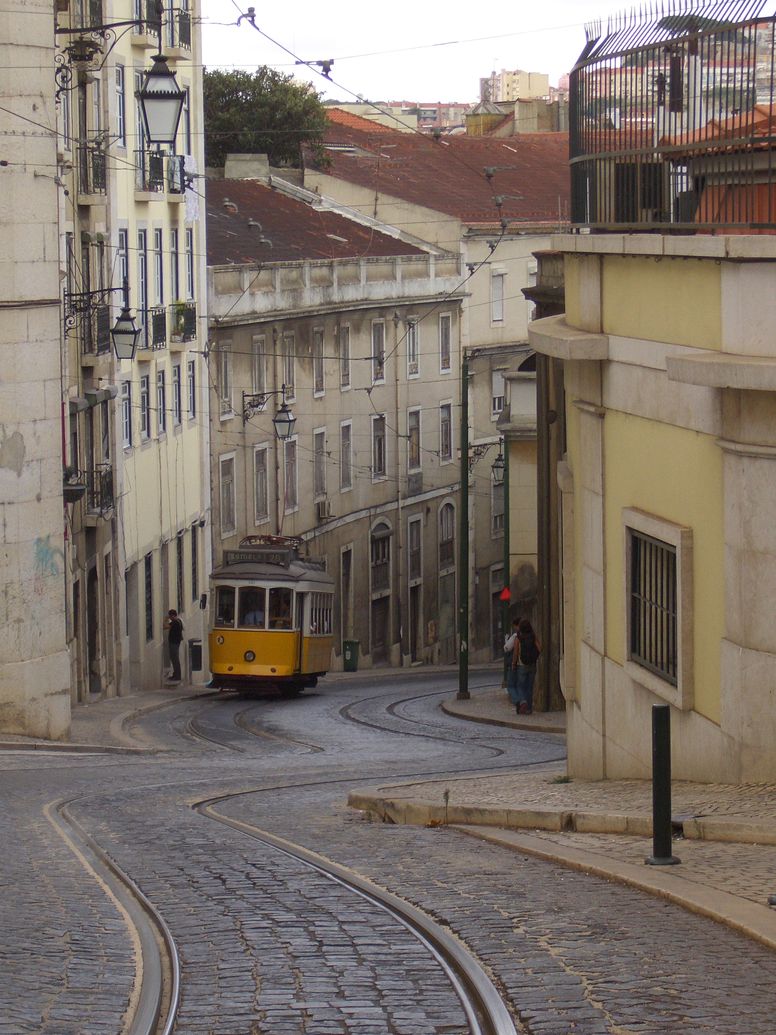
[295,593,305,672]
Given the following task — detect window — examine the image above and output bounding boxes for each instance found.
[190,522,198,602]
[62,88,71,150]
[187,358,196,418]
[440,403,452,462]
[339,325,350,388]
[238,586,266,628]
[172,365,182,426]
[370,522,391,592]
[372,415,386,479]
[284,439,298,511]
[251,335,266,394]
[491,479,504,535]
[340,421,352,491]
[313,429,326,498]
[185,227,195,299]
[407,319,419,376]
[115,65,126,147]
[121,381,132,448]
[219,455,236,537]
[282,333,295,400]
[181,87,192,155]
[408,517,422,581]
[135,69,147,151]
[144,553,153,641]
[313,327,325,395]
[492,370,505,418]
[137,230,148,341]
[117,229,129,295]
[254,445,269,523]
[170,228,180,302]
[624,509,693,709]
[372,321,385,383]
[407,408,421,472]
[157,370,166,434]
[491,270,505,323]
[176,533,184,612]
[310,592,333,635]
[269,586,293,629]
[218,343,232,417]
[154,228,164,304]
[439,313,451,372]
[140,375,151,439]
[629,531,677,685]
[215,585,235,626]
[440,502,455,568]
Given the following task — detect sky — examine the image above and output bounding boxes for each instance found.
[200,0,633,104]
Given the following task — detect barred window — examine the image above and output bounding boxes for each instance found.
[629,530,677,686]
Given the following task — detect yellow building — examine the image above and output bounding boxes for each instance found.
[530,2,776,782]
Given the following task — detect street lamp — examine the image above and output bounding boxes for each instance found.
[242,386,296,440]
[491,447,505,486]
[136,53,186,147]
[63,281,141,361]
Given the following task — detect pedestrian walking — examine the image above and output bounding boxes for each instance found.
[503,617,522,708]
[514,618,541,715]
[164,608,184,683]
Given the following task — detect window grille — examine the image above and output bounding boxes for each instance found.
[629,529,677,685]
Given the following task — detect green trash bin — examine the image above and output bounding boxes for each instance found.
[343,640,359,672]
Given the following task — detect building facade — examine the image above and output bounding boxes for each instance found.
[530,0,776,781]
[0,2,71,737]
[56,0,209,700]
[207,176,467,669]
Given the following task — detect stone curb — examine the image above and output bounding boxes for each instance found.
[346,791,775,846]
[440,699,565,735]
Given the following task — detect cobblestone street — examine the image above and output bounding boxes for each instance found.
[3,674,776,1033]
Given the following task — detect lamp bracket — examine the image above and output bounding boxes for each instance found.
[63,286,123,333]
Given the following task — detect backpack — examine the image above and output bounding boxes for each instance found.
[519,633,539,666]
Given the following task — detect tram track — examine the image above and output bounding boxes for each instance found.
[194,790,520,1035]
[45,798,180,1035]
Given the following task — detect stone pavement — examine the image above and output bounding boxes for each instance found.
[352,684,776,954]
[6,679,776,956]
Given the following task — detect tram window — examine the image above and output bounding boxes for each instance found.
[310,592,333,635]
[239,587,266,628]
[215,586,235,626]
[269,587,293,629]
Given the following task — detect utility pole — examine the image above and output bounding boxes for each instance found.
[457,352,470,699]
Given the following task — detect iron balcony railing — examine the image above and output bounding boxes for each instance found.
[169,300,196,341]
[167,8,191,48]
[570,0,776,231]
[135,149,165,192]
[150,306,167,349]
[167,154,186,193]
[87,464,114,514]
[132,0,161,37]
[79,302,111,356]
[77,142,106,195]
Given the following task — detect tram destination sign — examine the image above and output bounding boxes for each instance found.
[224,547,293,568]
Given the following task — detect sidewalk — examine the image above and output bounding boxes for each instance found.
[352,685,776,953]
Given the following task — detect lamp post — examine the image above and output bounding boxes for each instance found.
[457,352,471,700]
[242,385,296,441]
[492,438,510,686]
[63,281,141,361]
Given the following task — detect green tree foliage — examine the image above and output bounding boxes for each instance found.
[204,67,328,169]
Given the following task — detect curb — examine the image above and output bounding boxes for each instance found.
[346,791,776,846]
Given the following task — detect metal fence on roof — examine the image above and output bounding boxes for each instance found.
[570,0,776,230]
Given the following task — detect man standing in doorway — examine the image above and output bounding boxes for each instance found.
[165,608,184,683]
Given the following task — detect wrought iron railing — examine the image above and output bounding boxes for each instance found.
[79,302,111,356]
[87,464,114,514]
[133,0,161,37]
[135,149,165,192]
[150,306,167,349]
[570,0,776,231]
[168,8,191,48]
[167,154,186,193]
[77,142,106,195]
[169,300,196,341]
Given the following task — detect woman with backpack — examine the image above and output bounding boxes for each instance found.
[514,618,541,715]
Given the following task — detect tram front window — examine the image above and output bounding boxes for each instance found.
[215,586,235,626]
[269,587,293,629]
[239,587,266,628]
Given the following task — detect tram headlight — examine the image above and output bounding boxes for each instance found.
[244,650,256,662]
[216,635,224,645]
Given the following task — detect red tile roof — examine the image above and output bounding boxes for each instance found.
[206,179,426,266]
[325,107,402,134]
[313,113,570,225]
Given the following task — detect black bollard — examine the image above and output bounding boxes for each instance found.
[645,704,680,866]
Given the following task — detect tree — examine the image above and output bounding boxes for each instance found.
[203,67,328,169]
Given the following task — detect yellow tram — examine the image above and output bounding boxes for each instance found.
[208,536,334,695]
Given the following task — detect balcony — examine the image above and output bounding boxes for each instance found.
[167,154,186,194]
[77,302,111,358]
[86,464,114,515]
[77,142,106,196]
[135,149,165,193]
[169,300,196,342]
[167,8,191,50]
[131,0,161,42]
[150,306,167,349]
